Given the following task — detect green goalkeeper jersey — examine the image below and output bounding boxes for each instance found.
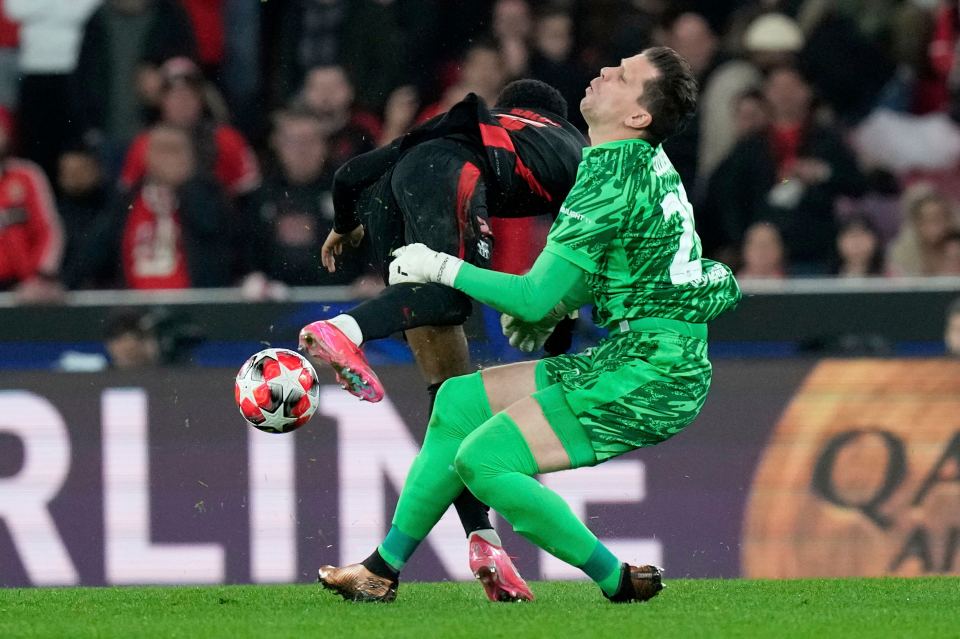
[544,138,741,328]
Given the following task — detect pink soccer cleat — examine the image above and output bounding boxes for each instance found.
[468,533,534,602]
[298,320,384,402]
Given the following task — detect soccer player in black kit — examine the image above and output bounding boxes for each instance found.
[299,79,585,601]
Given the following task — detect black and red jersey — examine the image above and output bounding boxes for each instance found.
[333,93,586,233]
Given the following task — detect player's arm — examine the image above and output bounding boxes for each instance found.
[456,252,586,322]
[332,137,406,233]
[326,140,407,272]
[390,245,584,323]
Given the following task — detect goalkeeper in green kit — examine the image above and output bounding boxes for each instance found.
[318,46,741,603]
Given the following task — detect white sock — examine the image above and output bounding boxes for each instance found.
[469,528,502,547]
[327,314,363,346]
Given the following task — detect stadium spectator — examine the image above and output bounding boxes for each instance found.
[703,65,866,274]
[798,3,896,123]
[492,0,532,78]
[5,0,101,181]
[731,86,771,140]
[56,142,108,286]
[737,222,787,280]
[102,305,204,367]
[243,107,367,290]
[103,307,160,369]
[0,107,66,303]
[887,186,960,276]
[945,297,960,356]
[528,6,589,131]
[699,88,771,259]
[662,11,723,191]
[71,125,234,290]
[274,0,412,112]
[416,41,508,124]
[379,84,421,146]
[73,0,197,163]
[832,215,885,278]
[119,57,259,198]
[296,65,378,169]
[698,12,803,181]
[0,0,18,109]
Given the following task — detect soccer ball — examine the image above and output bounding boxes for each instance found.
[234,348,320,433]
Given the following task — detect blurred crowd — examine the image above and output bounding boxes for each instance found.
[2,0,960,305]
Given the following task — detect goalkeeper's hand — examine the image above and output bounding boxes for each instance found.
[500,313,556,353]
[388,243,463,286]
[501,305,579,354]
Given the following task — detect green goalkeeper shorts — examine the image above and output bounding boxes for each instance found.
[534,319,712,465]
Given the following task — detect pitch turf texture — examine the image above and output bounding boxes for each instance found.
[3,578,958,638]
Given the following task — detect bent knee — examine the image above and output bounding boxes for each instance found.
[433,373,480,412]
[453,440,482,490]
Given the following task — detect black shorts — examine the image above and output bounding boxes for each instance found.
[358,138,493,281]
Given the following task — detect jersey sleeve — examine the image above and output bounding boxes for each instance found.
[217,126,261,195]
[454,250,586,323]
[20,163,64,277]
[544,146,631,273]
[119,134,149,190]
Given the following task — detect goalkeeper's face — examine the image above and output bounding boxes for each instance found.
[580,53,656,133]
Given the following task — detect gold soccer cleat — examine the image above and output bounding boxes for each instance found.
[317,563,398,603]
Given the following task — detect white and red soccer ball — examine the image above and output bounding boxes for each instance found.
[234,348,320,433]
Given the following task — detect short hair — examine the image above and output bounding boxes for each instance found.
[639,46,698,146]
[104,308,155,340]
[495,79,568,118]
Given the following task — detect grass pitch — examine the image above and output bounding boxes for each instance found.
[2,577,958,639]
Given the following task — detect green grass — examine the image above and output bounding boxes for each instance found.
[2,578,959,639]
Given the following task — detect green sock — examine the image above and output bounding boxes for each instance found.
[378,372,494,569]
[454,412,622,592]
[584,543,624,596]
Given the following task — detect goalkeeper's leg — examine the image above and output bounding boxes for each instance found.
[318,365,539,603]
[454,384,663,603]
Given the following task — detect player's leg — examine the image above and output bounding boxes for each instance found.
[300,140,488,401]
[317,361,541,602]
[318,367,512,600]
[404,323,533,593]
[406,325,493,532]
[453,382,662,603]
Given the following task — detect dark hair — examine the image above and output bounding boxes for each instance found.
[495,79,568,118]
[639,46,698,146]
[104,308,155,340]
[832,214,885,275]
